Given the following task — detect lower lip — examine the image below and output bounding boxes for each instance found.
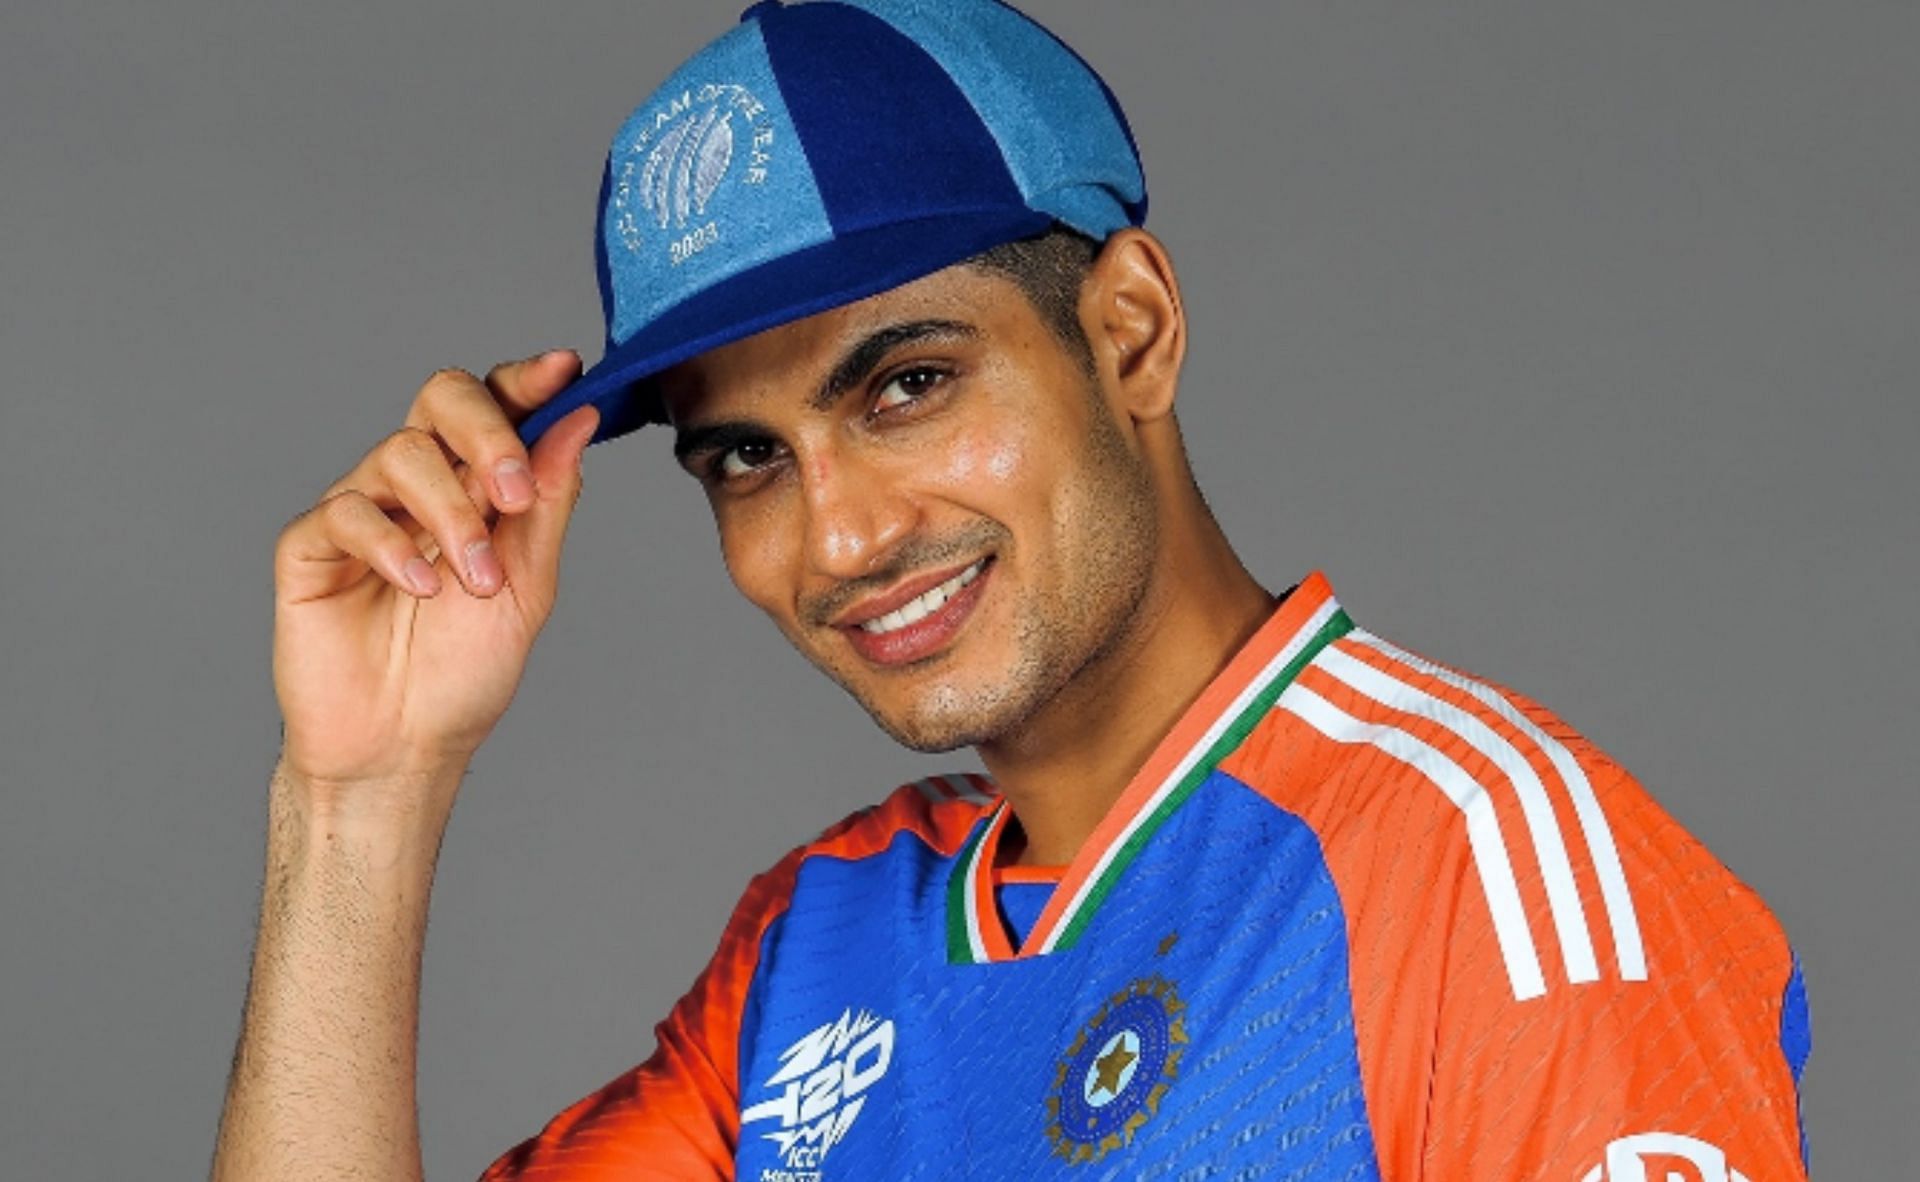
[840,560,994,668]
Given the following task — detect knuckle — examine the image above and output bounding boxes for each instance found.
[317,489,371,529]
[411,367,478,421]
[415,371,518,458]
[383,426,445,466]
[422,366,475,393]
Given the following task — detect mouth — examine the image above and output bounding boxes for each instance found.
[836,556,995,667]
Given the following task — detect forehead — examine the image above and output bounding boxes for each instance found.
[656,261,1035,424]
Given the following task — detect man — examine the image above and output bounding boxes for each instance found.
[212,1,1812,1179]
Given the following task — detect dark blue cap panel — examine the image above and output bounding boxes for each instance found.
[837,0,1146,233]
[760,2,1026,235]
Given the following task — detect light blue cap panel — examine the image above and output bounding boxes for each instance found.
[837,0,1146,237]
[599,20,832,345]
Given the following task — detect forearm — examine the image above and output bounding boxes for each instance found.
[212,760,463,1182]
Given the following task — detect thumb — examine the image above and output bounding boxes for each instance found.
[497,403,600,616]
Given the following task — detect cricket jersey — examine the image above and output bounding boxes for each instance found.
[479,571,1812,1181]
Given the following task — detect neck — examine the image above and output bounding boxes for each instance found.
[974,495,1274,867]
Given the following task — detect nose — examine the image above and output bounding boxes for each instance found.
[798,448,916,580]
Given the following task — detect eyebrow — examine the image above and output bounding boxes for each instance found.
[672,318,980,466]
[811,318,978,411]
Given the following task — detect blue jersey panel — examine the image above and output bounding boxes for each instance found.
[731,772,1382,1180]
[995,882,1051,948]
[1780,954,1812,1168]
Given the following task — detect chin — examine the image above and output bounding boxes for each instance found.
[805,599,1089,753]
[867,710,1000,755]
[855,672,1039,754]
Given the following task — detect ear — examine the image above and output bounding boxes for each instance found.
[1082,228,1186,424]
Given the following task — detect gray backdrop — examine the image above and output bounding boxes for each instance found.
[3,1,1913,1177]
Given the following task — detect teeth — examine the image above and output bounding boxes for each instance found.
[859,560,984,635]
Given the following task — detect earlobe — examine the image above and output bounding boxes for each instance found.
[1086,229,1186,424]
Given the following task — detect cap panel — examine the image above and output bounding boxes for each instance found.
[758,3,1026,235]
[599,20,833,345]
[834,0,1146,236]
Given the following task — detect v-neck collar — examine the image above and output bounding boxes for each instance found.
[945,571,1352,964]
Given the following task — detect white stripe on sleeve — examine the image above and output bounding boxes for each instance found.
[1318,644,1600,985]
[1351,632,1647,982]
[1279,682,1549,1001]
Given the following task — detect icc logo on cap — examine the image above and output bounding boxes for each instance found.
[613,81,778,268]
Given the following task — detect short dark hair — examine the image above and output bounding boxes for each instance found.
[963,224,1101,376]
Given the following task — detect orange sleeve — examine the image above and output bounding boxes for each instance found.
[474,848,805,1182]
[1418,748,1808,1181]
[1224,634,1810,1181]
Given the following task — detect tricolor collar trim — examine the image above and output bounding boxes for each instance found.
[946,572,1353,964]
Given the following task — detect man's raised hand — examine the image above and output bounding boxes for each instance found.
[271,349,600,796]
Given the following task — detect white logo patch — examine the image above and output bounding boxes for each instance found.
[741,1008,896,1180]
[641,104,733,232]
[612,81,775,268]
[1580,1132,1751,1182]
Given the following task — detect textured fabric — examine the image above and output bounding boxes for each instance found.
[479,572,1810,1180]
[835,0,1148,230]
[992,876,1057,948]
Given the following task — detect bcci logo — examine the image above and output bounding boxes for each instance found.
[611,80,776,266]
[1580,1132,1750,1182]
[741,1008,895,1180]
[1046,976,1187,1165]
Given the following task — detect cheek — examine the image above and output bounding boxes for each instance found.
[717,509,798,618]
[921,417,1036,499]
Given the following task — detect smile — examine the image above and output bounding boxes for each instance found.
[837,556,995,668]
[859,560,985,635]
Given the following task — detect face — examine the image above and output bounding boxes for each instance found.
[659,263,1161,753]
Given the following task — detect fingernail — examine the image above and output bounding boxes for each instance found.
[466,539,503,592]
[495,458,534,507]
[403,557,440,596]
[541,348,574,364]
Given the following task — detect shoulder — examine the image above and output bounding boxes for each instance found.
[1221,624,1792,999]
[721,772,998,938]
[799,772,998,870]
[1216,616,1806,1177]
[1222,622,1636,835]
[1226,620,1682,855]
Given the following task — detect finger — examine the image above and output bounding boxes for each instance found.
[457,461,496,530]
[276,489,443,604]
[485,348,583,418]
[386,505,440,564]
[494,404,599,618]
[403,368,541,518]
[374,426,506,597]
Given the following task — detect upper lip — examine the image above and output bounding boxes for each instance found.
[829,557,988,629]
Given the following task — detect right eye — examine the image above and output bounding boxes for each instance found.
[715,438,781,481]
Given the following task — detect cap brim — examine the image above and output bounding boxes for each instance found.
[517,207,1055,449]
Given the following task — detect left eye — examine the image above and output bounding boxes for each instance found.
[873,367,947,413]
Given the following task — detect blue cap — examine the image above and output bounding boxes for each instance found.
[516,0,1147,448]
